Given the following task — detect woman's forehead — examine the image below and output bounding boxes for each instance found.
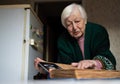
[66,12,82,21]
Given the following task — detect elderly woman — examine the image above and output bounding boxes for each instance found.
[34,3,116,72]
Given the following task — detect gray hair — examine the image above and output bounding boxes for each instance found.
[61,3,87,28]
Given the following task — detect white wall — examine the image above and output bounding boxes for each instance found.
[83,0,120,70]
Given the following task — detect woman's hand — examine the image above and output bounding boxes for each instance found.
[71,60,103,70]
[34,57,45,73]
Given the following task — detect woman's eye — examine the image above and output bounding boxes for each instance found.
[75,21,80,23]
[66,23,71,27]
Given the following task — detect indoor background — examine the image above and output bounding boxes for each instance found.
[0,0,120,70]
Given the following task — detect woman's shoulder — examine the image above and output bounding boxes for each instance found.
[86,22,107,32]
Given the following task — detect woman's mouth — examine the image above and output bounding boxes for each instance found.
[73,31,80,35]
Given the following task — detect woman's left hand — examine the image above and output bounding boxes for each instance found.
[71,60,102,70]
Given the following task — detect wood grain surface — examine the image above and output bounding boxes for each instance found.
[50,63,120,79]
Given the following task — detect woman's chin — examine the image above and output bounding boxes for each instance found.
[73,34,83,39]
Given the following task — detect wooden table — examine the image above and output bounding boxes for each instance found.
[49,63,120,79]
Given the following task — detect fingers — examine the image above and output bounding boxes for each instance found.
[49,68,56,72]
[35,57,45,62]
[34,57,45,71]
[81,61,95,69]
[71,62,78,67]
[72,60,96,69]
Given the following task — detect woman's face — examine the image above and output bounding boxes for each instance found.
[65,9,86,39]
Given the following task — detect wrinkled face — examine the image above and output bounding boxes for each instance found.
[65,9,86,39]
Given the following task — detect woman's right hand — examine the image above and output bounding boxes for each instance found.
[34,57,45,73]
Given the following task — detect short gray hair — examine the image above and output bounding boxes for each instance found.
[61,3,87,28]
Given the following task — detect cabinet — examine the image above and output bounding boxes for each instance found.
[0,4,43,81]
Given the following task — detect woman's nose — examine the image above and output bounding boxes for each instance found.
[72,22,77,30]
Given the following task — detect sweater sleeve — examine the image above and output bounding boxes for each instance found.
[92,26,116,70]
[93,55,115,70]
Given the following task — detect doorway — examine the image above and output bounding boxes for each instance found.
[34,1,82,62]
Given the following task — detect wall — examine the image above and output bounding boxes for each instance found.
[83,0,120,70]
[0,0,34,8]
